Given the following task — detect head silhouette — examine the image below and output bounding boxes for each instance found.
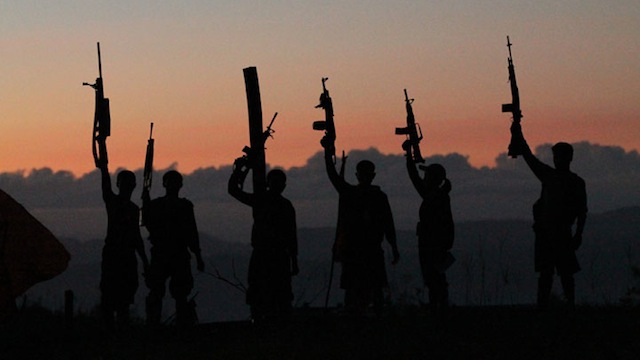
[424,163,446,188]
[162,170,183,195]
[552,142,573,171]
[116,170,136,195]
[355,160,376,185]
[267,169,287,194]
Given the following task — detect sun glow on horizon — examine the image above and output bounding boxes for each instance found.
[1,2,639,177]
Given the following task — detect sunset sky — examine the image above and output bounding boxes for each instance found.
[2,1,639,177]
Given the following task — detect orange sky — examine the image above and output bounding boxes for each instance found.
[2,1,639,176]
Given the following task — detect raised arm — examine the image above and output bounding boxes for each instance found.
[96,138,113,201]
[511,122,553,181]
[228,159,255,207]
[403,142,428,198]
[321,136,348,192]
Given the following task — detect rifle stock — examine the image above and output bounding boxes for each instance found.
[84,42,111,167]
[502,36,523,158]
[395,89,424,163]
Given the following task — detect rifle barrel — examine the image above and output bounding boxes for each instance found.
[97,42,102,78]
[267,112,278,129]
[321,77,328,92]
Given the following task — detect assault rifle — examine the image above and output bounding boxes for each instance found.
[234,112,278,173]
[313,78,336,160]
[395,89,424,163]
[502,36,523,158]
[142,123,154,198]
[83,42,111,167]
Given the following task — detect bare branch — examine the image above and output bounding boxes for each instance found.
[203,259,247,294]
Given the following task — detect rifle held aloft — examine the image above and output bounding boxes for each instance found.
[502,36,524,158]
[395,89,424,163]
[84,42,111,167]
[313,77,337,162]
[313,77,335,137]
[142,122,154,197]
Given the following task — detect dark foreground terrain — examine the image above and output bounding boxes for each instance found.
[2,305,639,360]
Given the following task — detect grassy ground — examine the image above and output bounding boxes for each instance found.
[2,305,639,359]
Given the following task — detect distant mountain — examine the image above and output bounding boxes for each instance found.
[22,207,640,323]
[3,142,640,242]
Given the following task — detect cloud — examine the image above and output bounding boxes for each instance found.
[1,142,639,242]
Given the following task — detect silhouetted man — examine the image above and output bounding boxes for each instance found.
[96,138,149,330]
[321,136,399,314]
[511,122,587,309]
[402,141,454,311]
[142,170,204,326]
[229,165,299,321]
